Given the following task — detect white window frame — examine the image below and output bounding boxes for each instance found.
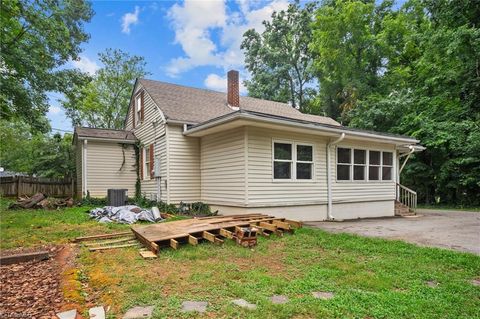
[336,147,394,182]
[353,148,367,181]
[296,143,314,180]
[368,150,381,181]
[144,147,151,180]
[336,147,353,181]
[272,140,314,182]
[135,93,142,126]
[381,151,393,181]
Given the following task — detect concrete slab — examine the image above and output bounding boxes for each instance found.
[181,301,208,313]
[312,291,334,300]
[89,306,105,319]
[56,309,77,319]
[305,209,480,255]
[426,280,439,288]
[232,299,257,310]
[270,295,288,304]
[123,306,154,319]
[471,279,480,286]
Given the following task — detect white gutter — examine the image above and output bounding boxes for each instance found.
[77,137,136,144]
[184,111,420,144]
[326,133,345,220]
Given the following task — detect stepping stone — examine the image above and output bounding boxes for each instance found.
[426,280,439,287]
[123,306,154,319]
[89,306,105,319]
[232,299,257,310]
[270,295,288,304]
[312,291,335,300]
[471,279,480,286]
[56,309,77,319]
[181,301,208,313]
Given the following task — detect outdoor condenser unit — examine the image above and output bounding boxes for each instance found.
[107,189,128,207]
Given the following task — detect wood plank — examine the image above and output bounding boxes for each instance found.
[284,219,303,228]
[84,236,135,247]
[272,220,292,230]
[74,231,132,242]
[259,222,278,232]
[170,239,179,250]
[219,228,234,239]
[139,250,157,259]
[188,235,198,245]
[202,231,216,243]
[88,243,140,251]
[0,251,49,265]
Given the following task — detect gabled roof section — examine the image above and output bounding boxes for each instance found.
[74,127,136,142]
[137,78,340,126]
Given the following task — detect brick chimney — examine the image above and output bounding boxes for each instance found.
[227,70,240,108]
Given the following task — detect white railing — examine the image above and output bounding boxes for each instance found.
[396,183,417,213]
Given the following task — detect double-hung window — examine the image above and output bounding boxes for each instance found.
[273,143,293,179]
[296,144,313,179]
[382,152,393,180]
[337,148,351,180]
[353,149,366,180]
[144,147,150,180]
[135,93,142,125]
[368,150,381,180]
[273,142,314,180]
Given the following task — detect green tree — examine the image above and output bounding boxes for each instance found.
[63,48,150,129]
[0,120,75,178]
[241,1,317,111]
[0,0,93,133]
[347,0,480,205]
[310,0,394,120]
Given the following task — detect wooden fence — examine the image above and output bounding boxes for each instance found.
[0,176,75,198]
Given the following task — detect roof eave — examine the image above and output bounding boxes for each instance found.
[76,136,137,144]
[184,111,421,145]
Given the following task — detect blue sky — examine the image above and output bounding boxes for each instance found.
[48,0,291,133]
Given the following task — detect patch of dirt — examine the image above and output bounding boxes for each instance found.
[0,246,64,318]
[0,244,85,319]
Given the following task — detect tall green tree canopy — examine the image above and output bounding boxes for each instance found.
[0,0,93,133]
[0,120,75,178]
[62,48,150,129]
[241,1,317,111]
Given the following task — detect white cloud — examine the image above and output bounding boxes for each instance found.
[204,73,247,94]
[48,106,61,115]
[121,6,140,34]
[165,0,289,77]
[71,56,100,75]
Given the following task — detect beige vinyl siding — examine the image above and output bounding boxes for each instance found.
[75,143,82,198]
[200,127,246,205]
[130,83,167,201]
[331,139,396,203]
[85,141,136,197]
[247,127,327,206]
[168,124,201,203]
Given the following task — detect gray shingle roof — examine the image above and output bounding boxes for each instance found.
[74,127,136,141]
[138,79,341,126]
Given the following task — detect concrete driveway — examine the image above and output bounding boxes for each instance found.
[305,209,480,255]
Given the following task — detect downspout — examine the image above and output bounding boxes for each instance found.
[326,133,345,220]
[83,139,88,197]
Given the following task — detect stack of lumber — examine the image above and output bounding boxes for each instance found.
[74,231,140,251]
[132,213,302,254]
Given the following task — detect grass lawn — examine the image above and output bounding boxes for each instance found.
[1,200,479,318]
[417,204,480,212]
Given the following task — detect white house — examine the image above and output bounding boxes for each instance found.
[74,70,423,221]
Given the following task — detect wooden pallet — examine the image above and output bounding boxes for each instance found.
[131,214,302,254]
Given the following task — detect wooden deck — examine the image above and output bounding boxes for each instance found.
[131,214,302,254]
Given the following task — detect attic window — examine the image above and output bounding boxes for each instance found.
[135,93,142,125]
